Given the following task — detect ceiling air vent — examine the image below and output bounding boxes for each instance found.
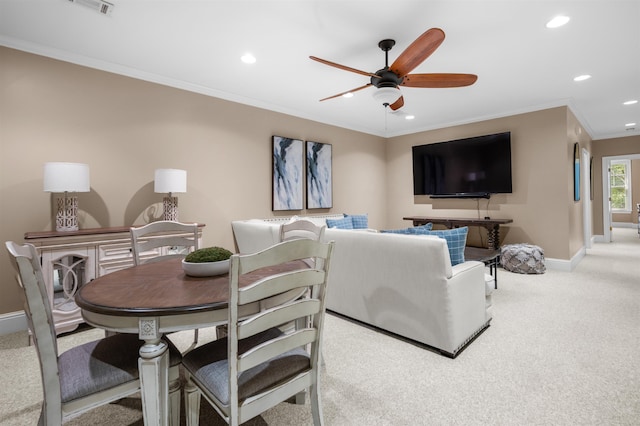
[68,0,114,15]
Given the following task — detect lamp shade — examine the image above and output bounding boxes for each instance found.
[154,169,187,193]
[43,162,90,193]
[372,87,401,106]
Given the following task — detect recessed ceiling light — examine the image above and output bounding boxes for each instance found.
[573,74,591,82]
[342,92,354,98]
[625,122,637,127]
[546,15,570,28]
[405,115,415,120]
[240,53,256,64]
[69,0,114,15]
[623,100,638,105]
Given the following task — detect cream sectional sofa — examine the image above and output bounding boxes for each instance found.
[231,215,492,357]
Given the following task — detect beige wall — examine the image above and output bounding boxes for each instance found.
[387,107,590,260]
[592,137,640,231]
[1,46,638,317]
[0,47,386,314]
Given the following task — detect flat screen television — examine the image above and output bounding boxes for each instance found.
[412,131,512,198]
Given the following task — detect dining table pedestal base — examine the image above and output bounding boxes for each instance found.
[138,315,180,426]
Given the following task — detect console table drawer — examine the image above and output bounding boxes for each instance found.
[98,259,135,276]
[98,242,134,262]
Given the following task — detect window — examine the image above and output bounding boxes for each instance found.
[610,160,632,212]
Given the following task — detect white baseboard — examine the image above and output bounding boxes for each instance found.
[546,246,586,272]
[612,222,637,229]
[545,258,572,272]
[0,311,27,336]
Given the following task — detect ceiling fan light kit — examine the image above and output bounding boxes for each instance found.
[372,87,402,106]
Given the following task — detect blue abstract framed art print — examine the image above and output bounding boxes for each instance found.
[273,136,303,211]
[306,141,332,209]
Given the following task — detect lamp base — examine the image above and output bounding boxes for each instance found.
[163,196,179,221]
[55,195,79,232]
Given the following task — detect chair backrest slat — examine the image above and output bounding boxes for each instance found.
[238,269,325,305]
[238,329,317,373]
[237,239,330,274]
[280,220,326,243]
[238,299,321,339]
[130,220,199,265]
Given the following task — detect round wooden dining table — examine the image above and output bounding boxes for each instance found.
[76,257,308,426]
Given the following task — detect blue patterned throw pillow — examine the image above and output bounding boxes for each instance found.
[326,216,354,229]
[345,214,368,229]
[406,223,433,234]
[421,227,469,266]
[381,223,432,235]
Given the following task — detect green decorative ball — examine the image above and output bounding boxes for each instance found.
[185,246,233,263]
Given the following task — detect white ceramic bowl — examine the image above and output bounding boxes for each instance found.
[181,259,230,277]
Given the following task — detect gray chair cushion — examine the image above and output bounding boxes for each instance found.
[59,333,181,403]
[182,327,310,406]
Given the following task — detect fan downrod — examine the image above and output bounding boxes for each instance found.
[373,39,402,88]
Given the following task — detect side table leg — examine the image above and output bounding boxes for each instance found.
[487,225,501,250]
[492,257,498,289]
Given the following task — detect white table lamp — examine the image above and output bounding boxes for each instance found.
[154,168,186,221]
[43,162,90,232]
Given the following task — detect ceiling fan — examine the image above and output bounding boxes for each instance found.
[310,28,478,111]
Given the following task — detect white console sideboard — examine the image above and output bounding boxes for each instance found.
[24,224,204,336]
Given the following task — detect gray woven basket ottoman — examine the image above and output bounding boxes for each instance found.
[500,243,546,274]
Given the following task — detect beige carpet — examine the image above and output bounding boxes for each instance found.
[1,227,638,425]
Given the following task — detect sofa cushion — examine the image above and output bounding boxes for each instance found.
[344,214,368,229]
[420,227,469,266]
[326,216,354,229]
[380,227,413,235]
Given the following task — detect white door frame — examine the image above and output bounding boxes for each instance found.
[582,148,592,248]
[602,153,640,242]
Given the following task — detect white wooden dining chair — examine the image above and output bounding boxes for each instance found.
[182,238,334,426]
[130,220,201,348]
[5,241,183,426]
[279,219,327,348]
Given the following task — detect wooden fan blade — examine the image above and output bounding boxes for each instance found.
[390,96,404,111]
[390,28,445,77]
[310,56,378,78]
[401,73,478,88]
[319,84,372,102]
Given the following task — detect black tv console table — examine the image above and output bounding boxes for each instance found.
[403,216,513,250]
